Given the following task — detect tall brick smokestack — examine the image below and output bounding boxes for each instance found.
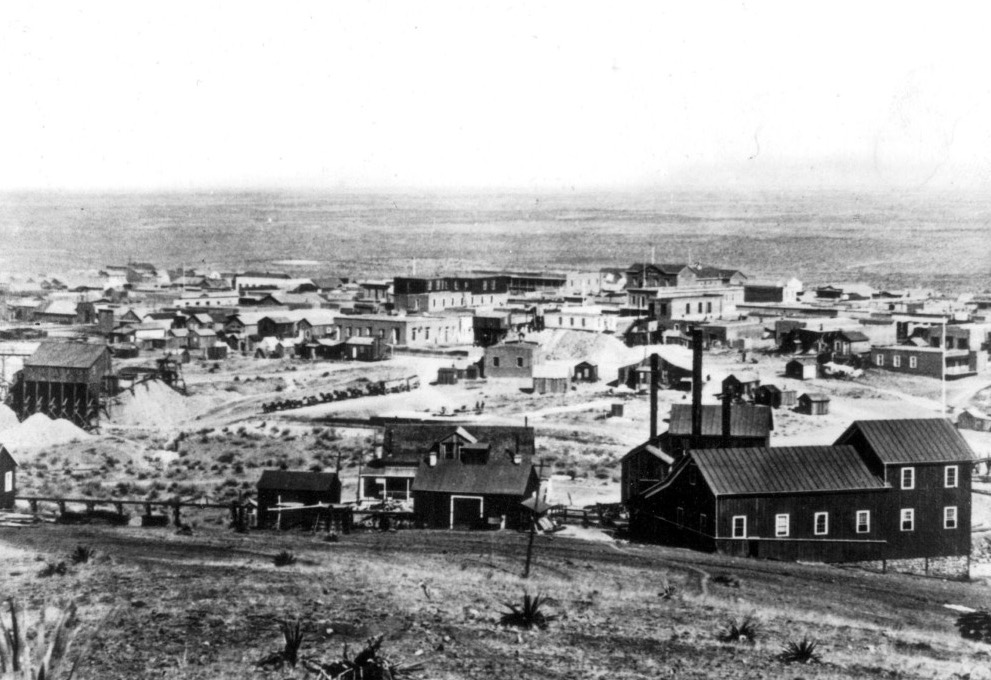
[649,352,659,441]
[691,329,703,442]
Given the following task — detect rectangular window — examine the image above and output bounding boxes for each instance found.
[945,465,958,488]
[909,356,918,368]
[901,467,915,490]
[814,512,829,535]
[516,357,523,368]
[900,508,915,531]
[775,514,790,537]
[685,303,691,315]
[699,513,707,532]
[893,355,902,368]
[875,354,885,366]
[856,510,870,534]
[3,471,11,492]
[731,515,747,538]
[706,302,712,313]
[944,506,958,529]
[492,357,500,368]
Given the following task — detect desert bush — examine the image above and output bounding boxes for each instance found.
[718,614,760,644]
[498,593,556,630]
[779,637,821,664]
[38,561,68,578]
[70,546,96,565]
[956,610,991,642]
[273,551,297,567]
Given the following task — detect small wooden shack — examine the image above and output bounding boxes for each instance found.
[754,384,783,408]
[798,392,830,415]
[437,366,459,385]
[256,470,342,529]
[0,446,16,509]
[532,365,570,395]
[785,357,819,380]
[345,337,386,362]
[573,360,599,383]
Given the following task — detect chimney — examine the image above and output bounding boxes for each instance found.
[691,329,703,442]
[428,451,437,467]
[722,389,733,444]
[649,352,659,441]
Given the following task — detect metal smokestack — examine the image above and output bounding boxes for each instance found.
[649,352,659,441]
[691,329,703,441]
[722,389,733,444]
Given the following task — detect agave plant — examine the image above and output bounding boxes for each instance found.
[498,593,557,630]
[0,600,82,679]
[272,550,297,567]
[779,637,821,664]
[255,617,304,669]
[718,614,761,644]
[69,546,95,566]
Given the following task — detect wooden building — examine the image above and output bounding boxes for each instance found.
[573,360,599,383]
[754,384,783,408]
[785,357,819,380]
[437,366,459,385]
[630,418,974,565]
[406,424,539,530]
[482,341,542,379]
[11,342,112,429]
[345,336,386,361]
[798,393,830,415]
[255,470,342,529]
[532,365,570,394]
[0,446,16,509]
[722,374,761,402]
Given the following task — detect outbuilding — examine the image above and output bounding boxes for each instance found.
[0,446,16,509]
[255,470,342,529]
[345,336,386,361]
[532,364,570,394]
[573,360,599,383]
[798,393,830,415]
[754,384,783,408]
[437,366,459,385]
[785,357,819,380]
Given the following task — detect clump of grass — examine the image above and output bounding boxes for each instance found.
[717,614,761,644]
[273,550,297,567]
[256,617,304,669]
[70,546,96,565]
[38,562,68,578]
[498,593,556,630]
[779,637,821,664]
[957,610,991,642]
[0,599,81,680]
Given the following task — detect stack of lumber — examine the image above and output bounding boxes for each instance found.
[0,511,55,527]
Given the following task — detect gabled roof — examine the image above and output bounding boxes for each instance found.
[412,458,536,495]
[24,342,109,369]
[668,404,773,438]
[383,424,535,464]
[836,419,975,464]
[836,330,870,342]
[626,262,690,276]
[692,445,885,496]
[257,470,339,491]
[41,300,78,316]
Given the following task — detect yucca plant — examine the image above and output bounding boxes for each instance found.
[273,550,297,567]
[718,614,761,644]
[779,637,821,664]
[0,599,81,679]
[498,593,556,630]
[69,547,95,566]
[255,617,304,669]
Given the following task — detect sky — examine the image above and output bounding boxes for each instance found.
[2,2,990,192]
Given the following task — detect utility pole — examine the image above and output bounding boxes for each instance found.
[941,319,948,418]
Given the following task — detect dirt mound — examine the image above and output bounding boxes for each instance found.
[533,330,642,367]
[112,379,194,428]
[0,404,18,432]
[0,413,91,451]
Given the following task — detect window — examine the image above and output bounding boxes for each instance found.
[698,302,703,313]
[893,355,901,368]
[699,514,708,532]
[814,512,829,535]
[676,507,684,525]
[909,356,918,369]
[945,465,959,488]
[875,354,885,366]
[558,316,563,326]
[442,442,456,459]
[685,303,690,315]
[706,302,712,313]
[492,357,500,368]
[856,510,871,534]
[731,515,747,538]
[900,508,915,531]
[3,471,11,492]
[775,514,790,537]
[901,467,915,490]
[516,357,523,368]
[944,506,958,529]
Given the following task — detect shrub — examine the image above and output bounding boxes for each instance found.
[499,593,556,630]
[39,561,68,578]
[957,610,991,642]
[0,600,88,679]
[273,550,297,567]
[718,614,760,644]
[779,637,821,664]
[70,545,96,564]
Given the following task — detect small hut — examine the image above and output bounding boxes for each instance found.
[798,392,830,416]
[0,446,16,509]
[437,366,459,385]
[256,470,342,529]
[573,360,599,383]
[533,364,570,395]
[786,357,819,380]
[754,384,783,408]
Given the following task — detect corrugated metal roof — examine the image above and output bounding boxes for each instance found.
[257,470,339,491]
[694,445,885,496]
[668,404,773,438]
[24,342,109,369]
[412,459,535,495]
[837,419,976,464]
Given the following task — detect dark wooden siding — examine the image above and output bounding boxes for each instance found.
[878,462,971,559]
[256,484,341,528]
[620,448,669,503]
[630,461,717,550]
[413,490,534,530]
[0,448,15,509]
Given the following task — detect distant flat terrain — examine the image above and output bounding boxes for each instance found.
[1,189,989,292]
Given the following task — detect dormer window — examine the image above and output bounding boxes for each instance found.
[442,441,457,459]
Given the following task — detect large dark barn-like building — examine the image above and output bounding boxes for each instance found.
[10,342,112,429]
